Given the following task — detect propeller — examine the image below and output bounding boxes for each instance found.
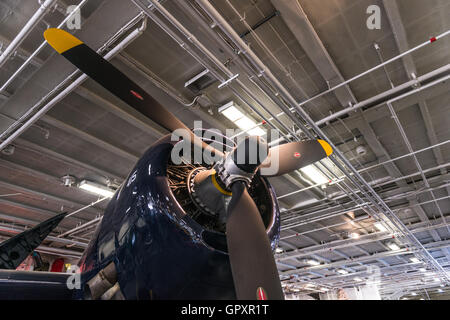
[43,28,222,158]
[222,136,332,299]
[44,29,334,300]
[226,181,284,300]
[260,139,333,177]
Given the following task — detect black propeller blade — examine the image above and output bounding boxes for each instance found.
[226,181,284,300]
[44,28,221,158]
[0,212,67,270]
[260,139,333,177]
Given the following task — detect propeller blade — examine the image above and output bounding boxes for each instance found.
[0,212,67,269]
[260,139,333,177]
[44,28,221,158]
[226,181,284,300]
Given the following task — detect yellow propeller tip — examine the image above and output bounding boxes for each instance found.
[318,139,333,157]
[44,28,83,54]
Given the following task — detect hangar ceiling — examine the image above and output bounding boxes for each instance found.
[0,0,449,300]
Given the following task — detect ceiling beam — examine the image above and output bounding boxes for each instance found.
[13,138,125,182]
[40,115,140,162]
[0,179,103,216]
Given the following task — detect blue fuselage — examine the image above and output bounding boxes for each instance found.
[77,136,280,299]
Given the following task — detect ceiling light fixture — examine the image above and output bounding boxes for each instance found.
[79,180,115,198]
[306,259,320,266]
[410,257,420,263]
[353,277,363,282]
[349,232,360,239]
[387,242,400,251]
[275,247,284,254]
[374,222,387,232]
[419,268,427,272]
[411,292,417,296]
[219,101,265,136]
[300,165,329,185]
[337,269,348,275]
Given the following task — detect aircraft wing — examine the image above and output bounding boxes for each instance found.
[0,269,74,299]
[0,212,67,270]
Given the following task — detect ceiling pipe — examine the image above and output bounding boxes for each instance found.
[268,65,450,146]
[288,261,450,295]
[278,217,450,262]
[0,14,147,151]
[280,239,450,276]
[279,155,450,202]
[0,12,145,142]
[282,175,450,227]
[0,224,87,248]
[0,0,90,94]
[317,67,450,126]
[0,0,57,69]
[290,29,449,113]
[58,216,102,238]
[387,100,450,233]
[0,235,83,258]
[284,182,450,227]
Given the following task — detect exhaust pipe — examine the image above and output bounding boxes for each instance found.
[83,262,118,300]
[101,282,125,300]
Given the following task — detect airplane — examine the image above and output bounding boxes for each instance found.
[0,28,333,300]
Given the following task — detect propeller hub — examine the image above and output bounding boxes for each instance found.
[214,136,268,189]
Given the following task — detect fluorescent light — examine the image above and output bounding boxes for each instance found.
[219,101,264,136]
[387,242,400,251]
[300,165,329,185]
[410,257,420,263]
[438,289,444,293]
[353,277,363,282]
[419,268,427,272]
[79,180,114,198]
[306,259,320,266]
[440,284,445,287]
[349,232,360,239]
[374,222,387,232]
[275,247,284,253]
[248,126,266,136]
[411,292,417,296]
[235,116,256,130]
[337,269,348,275]
[221,105,243,121]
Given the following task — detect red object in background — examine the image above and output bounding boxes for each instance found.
[50,258,65,272]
